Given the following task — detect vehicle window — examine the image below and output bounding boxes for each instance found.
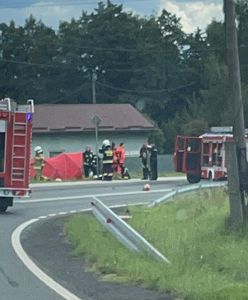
[0,120,6,172]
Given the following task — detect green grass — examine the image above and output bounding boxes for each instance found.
[64,188,248,300]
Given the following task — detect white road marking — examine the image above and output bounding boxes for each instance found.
[11,181,224,300]
[79,208,91,212]
[48,213,57,217]
[12,218,84,300]
[10,191,171,300]
[17,188,173,203]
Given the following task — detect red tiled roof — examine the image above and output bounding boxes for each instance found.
[33,104,155,133]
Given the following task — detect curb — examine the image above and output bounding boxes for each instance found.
[30,176,186,189]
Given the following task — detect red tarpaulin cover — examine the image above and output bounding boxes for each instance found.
[30,152,83,180]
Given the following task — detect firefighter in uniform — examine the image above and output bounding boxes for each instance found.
[112,142,119,174]
[139,143,150,180]
[83,146,94,178]
[34,146,45,181]
[91,154,98,178]
[150,144,158,180]
[100,139,113,181]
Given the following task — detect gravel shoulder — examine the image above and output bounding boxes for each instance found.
[21,215,175,300]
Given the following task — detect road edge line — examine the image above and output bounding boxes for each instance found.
[11,218,82,300]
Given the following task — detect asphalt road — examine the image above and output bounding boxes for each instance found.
[0,177,188,300]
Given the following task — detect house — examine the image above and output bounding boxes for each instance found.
[32,103,155,158]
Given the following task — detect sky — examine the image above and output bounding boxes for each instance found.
[0,0,224,34]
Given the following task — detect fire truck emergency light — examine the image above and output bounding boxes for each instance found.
[26,112,32,121]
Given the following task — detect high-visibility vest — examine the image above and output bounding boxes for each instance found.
[102,147,113,164]
[34,154,45,170]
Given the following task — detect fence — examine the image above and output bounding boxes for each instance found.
[125,154,174,175]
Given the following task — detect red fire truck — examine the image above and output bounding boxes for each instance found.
[173,127,236,184]
[0,98,34,212]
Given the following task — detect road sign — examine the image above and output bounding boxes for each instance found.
[91,114,101,126]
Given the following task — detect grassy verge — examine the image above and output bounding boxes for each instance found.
[64,188,248,300]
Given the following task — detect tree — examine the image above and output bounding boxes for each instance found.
[0,16,59,102]
[2,1,248,153]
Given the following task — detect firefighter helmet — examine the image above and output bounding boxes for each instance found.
[102,139,110,147]
[34,146,43,154]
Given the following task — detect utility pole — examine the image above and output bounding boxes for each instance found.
[92,70,97,104]
[0,30,3,59]
[92,115,101,178]
[224,0,248,226]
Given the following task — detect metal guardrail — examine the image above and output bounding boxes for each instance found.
[149,181,227,207]
[91,181,226,265]
[91,196,171,264]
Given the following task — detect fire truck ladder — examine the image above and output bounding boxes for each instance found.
[11,113,28,184]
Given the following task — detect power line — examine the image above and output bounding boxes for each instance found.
[2,54,248,72]
[0,58,196,95]
[58,43,248,54]
[3,35,246,55]
[59,44,165,54]
[0,58,197,75]
[0,58,71,69]
[96,80,195,94]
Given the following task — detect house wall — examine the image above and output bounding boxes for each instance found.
[32,131,175,175]
[32,131,150,158]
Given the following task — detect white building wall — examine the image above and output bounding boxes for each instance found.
[32,131,149,158]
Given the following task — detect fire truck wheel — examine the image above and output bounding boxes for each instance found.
[0,202,8,213]
[208,172,213,181]
[186,173,201,184]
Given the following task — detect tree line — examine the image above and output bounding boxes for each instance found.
[0,0,248,153]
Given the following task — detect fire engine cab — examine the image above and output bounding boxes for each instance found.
[174,127,237,184]
[0,98,34,212]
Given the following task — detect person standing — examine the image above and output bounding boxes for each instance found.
[100,139,114,181]
[116,142,126,178]
[150,144,158,180]
[83,146,94,178]
[34,146,45,181]
[139,144,150,180]
[91,154,99,178]
[112,142,119,174]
